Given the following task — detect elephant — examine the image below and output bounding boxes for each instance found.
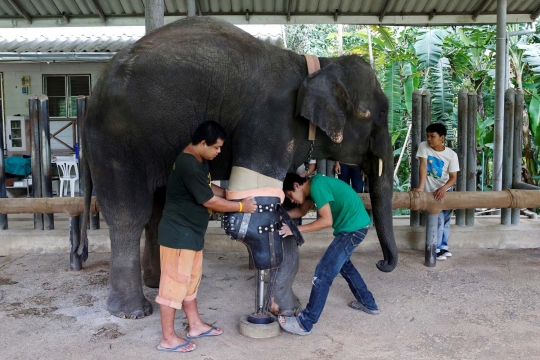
[80,16,398,319]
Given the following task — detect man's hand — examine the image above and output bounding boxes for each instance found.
[334,161,341,175]
[279,223,292,237]
[433,188,446,201]
[241,197,257,213]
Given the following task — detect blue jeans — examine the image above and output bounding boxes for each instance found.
[298,229,377,332]
[338,164,364,193]
[437,209,451,251]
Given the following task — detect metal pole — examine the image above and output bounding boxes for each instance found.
[465,91,478,225]
[424,213,438,267]
[456,89,468,226]
[501,89,514,224]
[420,90,431,226]
[512,89,524,224]
[145,0,164,34]
[29,96,43,230]
[410,90,422,227]
[493,0,507,192]
[0,100,6,230]
[38,95,54,229]
[187,0,196,17]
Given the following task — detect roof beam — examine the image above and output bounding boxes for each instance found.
[379,0,393,22]
[87,0,106,22]
[0,13,535,27]
[532,4,540,20]
[7,0,32,24]
[472,0,494,20]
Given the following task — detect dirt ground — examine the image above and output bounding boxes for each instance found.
[1,248,540,360]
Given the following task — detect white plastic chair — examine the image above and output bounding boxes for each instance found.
[56,160,79,197]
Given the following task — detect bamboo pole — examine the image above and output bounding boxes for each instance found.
[2,191,540,217]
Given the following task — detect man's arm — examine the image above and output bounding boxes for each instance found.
[279,203,333,237]
[203,195,257,213]
[433,171,457,201]
[211,184,226,198]
[287,199,314,220]
[414,157,427,191]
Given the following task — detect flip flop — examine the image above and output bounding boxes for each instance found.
[156,340,195,353]
[186,326,223,339]
[278,315,312,336]
[348,301,381,315]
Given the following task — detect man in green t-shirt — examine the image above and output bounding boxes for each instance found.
[277,172,378,336]
[155,121,257,353]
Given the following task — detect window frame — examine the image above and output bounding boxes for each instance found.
[42,74,91,119]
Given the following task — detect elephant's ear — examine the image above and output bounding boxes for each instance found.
[296,63,350,143]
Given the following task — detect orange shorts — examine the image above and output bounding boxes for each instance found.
[155,246,203,310]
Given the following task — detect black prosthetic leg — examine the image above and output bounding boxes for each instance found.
[223,196,304,336]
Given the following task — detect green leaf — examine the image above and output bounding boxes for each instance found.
[414,29,446,69]
[529,88,540,146]
[403,62,415,114]
[383,60,402,131]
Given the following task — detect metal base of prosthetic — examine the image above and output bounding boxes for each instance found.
[239,269,280,338]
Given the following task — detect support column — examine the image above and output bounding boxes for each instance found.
[0,100,6,230]
[145,0,164,34]
[424,212,438,267]
[410,90,422,227]
[512,89,524,224]
[39,95,54,229]
[493,0,507,192]
[456,89,468,225]
[29,96,43,230]
[465,91,477,225]
[419,91,431,227]
[501,89,514,224]
[187,0,196,17]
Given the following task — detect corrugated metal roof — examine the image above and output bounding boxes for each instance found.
[0,24,285,61]
[0,0,538,27]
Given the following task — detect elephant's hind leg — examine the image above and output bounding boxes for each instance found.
[107,223,153,319]
[142,187,166,288]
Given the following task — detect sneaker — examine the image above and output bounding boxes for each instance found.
[439,249,452,257]
[348,301,380,315]
[436,251,447,260]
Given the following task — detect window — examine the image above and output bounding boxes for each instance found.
[43,75,91,118]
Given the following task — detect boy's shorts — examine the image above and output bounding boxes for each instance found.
[155,246,203,310]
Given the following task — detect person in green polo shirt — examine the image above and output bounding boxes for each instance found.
[155,121,257,353]
[277,172,378,336]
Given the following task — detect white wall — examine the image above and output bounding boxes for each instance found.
[0,61,107,154]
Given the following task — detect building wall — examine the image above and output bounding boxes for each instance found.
[1,61,107,156]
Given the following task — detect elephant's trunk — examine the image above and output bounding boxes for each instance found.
[368,147,398,272]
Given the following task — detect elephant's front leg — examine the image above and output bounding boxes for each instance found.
[108,227,153,319]
[267,236,301,316]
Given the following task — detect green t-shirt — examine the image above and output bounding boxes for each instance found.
[158,153,214,250]
[309,174,371,236]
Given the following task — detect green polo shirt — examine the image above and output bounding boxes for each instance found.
[309,174,371,236]
[158,153,214,250]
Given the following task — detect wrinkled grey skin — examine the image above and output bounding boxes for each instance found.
[81,17,397,319]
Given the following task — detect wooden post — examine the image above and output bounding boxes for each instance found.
[465,91,477,225]
[456,89,468,225]
[512,90,524,224]
[29,96,43,229]
[502,89,515,224]
[0,100,6,230]
[410,90,423,227]
[38,95,54,229]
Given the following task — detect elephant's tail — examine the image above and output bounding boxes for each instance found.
[78,150,92,262]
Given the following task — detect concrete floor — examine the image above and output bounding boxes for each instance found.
[1,248,540,359]
[0,214,539,359]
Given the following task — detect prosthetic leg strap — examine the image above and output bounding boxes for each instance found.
[223,196,284,270]
[276,205,305,246]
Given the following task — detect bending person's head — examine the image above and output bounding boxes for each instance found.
[283,173,309,205]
